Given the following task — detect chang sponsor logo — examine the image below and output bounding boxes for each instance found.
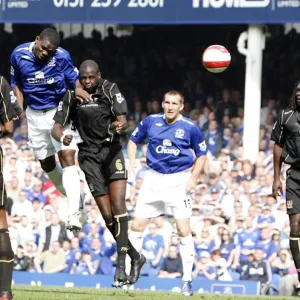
[27,72,55,84]
[155,139,180,156]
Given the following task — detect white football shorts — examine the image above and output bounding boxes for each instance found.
[135,168,192,219]
[26,107,82,160]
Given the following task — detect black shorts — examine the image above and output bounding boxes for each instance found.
[286,168,300,214]
[0,148,7,207]
[78,146,127,197]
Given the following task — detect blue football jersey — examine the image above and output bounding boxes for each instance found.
[10,42,79,110]
[130,114,207,174]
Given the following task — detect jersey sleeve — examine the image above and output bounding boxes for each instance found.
[110,84,128,116]
[10,51,22,87]
[271,110,286,147]
[61,51,79,87]
[130,117,150,144]
[53,90,74,126]
[0,76,19,123]
[190,124,207,157]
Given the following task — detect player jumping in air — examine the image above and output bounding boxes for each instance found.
[0,75,23,300]
[51,60,146,286]
[272,80,300,297]
[127,90,207,296]
[10,28,90,231]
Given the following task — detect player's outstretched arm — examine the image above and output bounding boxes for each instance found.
[186,155,207,193]
[12,86,24,112]
[272,143,283,200]
[51,122,73,146]
[74,80,92,102]
[128,139,138,173]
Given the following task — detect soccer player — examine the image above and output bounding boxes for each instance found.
[51,60,145,286]
[127,90,207,296]
[272,80,300,297]
[10,28,90,231]
[0,75,23,300]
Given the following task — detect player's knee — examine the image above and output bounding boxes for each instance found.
[40,156,56,173]
[58,150,75,168]
[111,201,126,216]
[131,218,148,233]
[289,215,300,234]
[102,214,113,225]
[176,225,191,238]
[0,207,8,229]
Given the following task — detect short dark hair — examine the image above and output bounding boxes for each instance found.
[164,90,184,104]
[39,28,60,47]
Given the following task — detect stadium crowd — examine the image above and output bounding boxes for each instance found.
[0,24,298,294]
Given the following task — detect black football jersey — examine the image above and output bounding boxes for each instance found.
[53,79,128,151]
[0,76,21,124]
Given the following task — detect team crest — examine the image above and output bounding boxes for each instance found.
[175,129,184,139]
[115,159,123,171]
[163,139,172,147]
[287,200,293,209]
[47,57,56,67]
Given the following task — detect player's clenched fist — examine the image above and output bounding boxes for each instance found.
[62,134,73,146]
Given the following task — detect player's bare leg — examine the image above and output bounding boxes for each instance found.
[39,155,66,196]
[176,218,194,297]
[58,150,84,231]
[0,209,14,300]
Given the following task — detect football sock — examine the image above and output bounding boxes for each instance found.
[47,164,66,196]
[107,223,140,260]
[114,214,129,267]
[290,234,300,282]
[180,234,194,282]
[62,166,81,217]
[0,229,14,292]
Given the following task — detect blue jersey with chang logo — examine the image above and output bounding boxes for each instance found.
[130,114,207,174]
[10,42,78,110]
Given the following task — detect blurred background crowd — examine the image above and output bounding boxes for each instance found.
[0,23,298,295]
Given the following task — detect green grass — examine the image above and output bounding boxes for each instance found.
[11,286,297,300]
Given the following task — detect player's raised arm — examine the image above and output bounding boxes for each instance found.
[187,124,208,193]
[61,51,91,102]
[128,118,149,171]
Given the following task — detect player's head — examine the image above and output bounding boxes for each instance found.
[34,27,60,60]
[289,80,300,110]
[162,90,184,124]
[79,60,101,93]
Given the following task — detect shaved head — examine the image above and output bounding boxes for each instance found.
[79,60,100,73]
[79,60,101,93]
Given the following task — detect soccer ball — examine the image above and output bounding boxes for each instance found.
[202,45,231,73]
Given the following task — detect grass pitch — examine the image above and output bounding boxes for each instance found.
[12,286,296,300]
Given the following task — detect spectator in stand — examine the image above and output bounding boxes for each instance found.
[158,245,183,279]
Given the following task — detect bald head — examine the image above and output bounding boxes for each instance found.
[79,60,99,73]
[79,60,101,93]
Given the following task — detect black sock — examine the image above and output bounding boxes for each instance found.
[107,222,140,261]
[290,234,300,282]
[0,229,14,292]
[114,214,129,267]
